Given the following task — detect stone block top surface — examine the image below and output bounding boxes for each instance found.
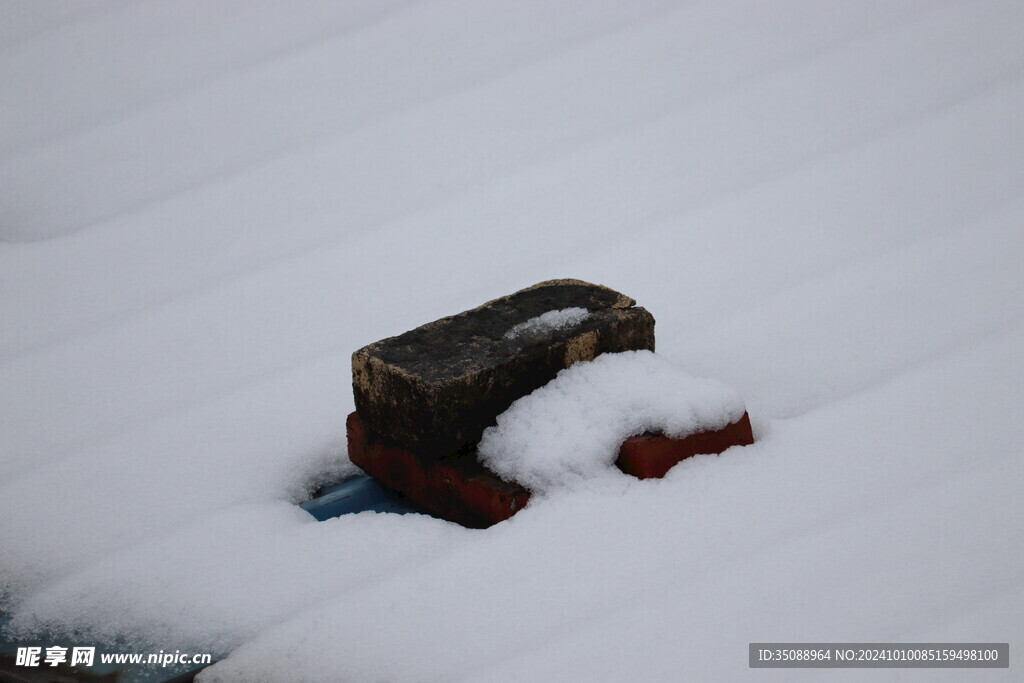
[359,279,638,381]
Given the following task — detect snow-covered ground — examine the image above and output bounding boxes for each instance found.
[1,1,1021,680]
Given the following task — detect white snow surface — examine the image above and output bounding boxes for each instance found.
[479,351,745,492]
[503,307,589,340]
[1,1,1022,681]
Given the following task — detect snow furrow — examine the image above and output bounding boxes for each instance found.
[0,0,417,156]
[0,0,129,49]
[0,0,684,242]
[0,1,943,357]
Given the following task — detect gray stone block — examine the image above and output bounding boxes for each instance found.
[352,279,655,455]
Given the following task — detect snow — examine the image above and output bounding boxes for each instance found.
[503,307,589,340]
[1,1,1022,681]
[479,351,745,492]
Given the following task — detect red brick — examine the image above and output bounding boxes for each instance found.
[616,412,754,479]
[347,412,530,529]
[347,411,754,528]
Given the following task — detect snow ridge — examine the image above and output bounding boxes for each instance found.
[479,351,745,492]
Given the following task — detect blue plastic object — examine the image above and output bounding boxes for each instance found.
[299,474,421,520]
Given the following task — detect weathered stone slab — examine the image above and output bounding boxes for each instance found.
[352,279,655,455]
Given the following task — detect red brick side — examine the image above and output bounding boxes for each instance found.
[347,411,754,528]
[615,412,754,479]
[347,412,530,529]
